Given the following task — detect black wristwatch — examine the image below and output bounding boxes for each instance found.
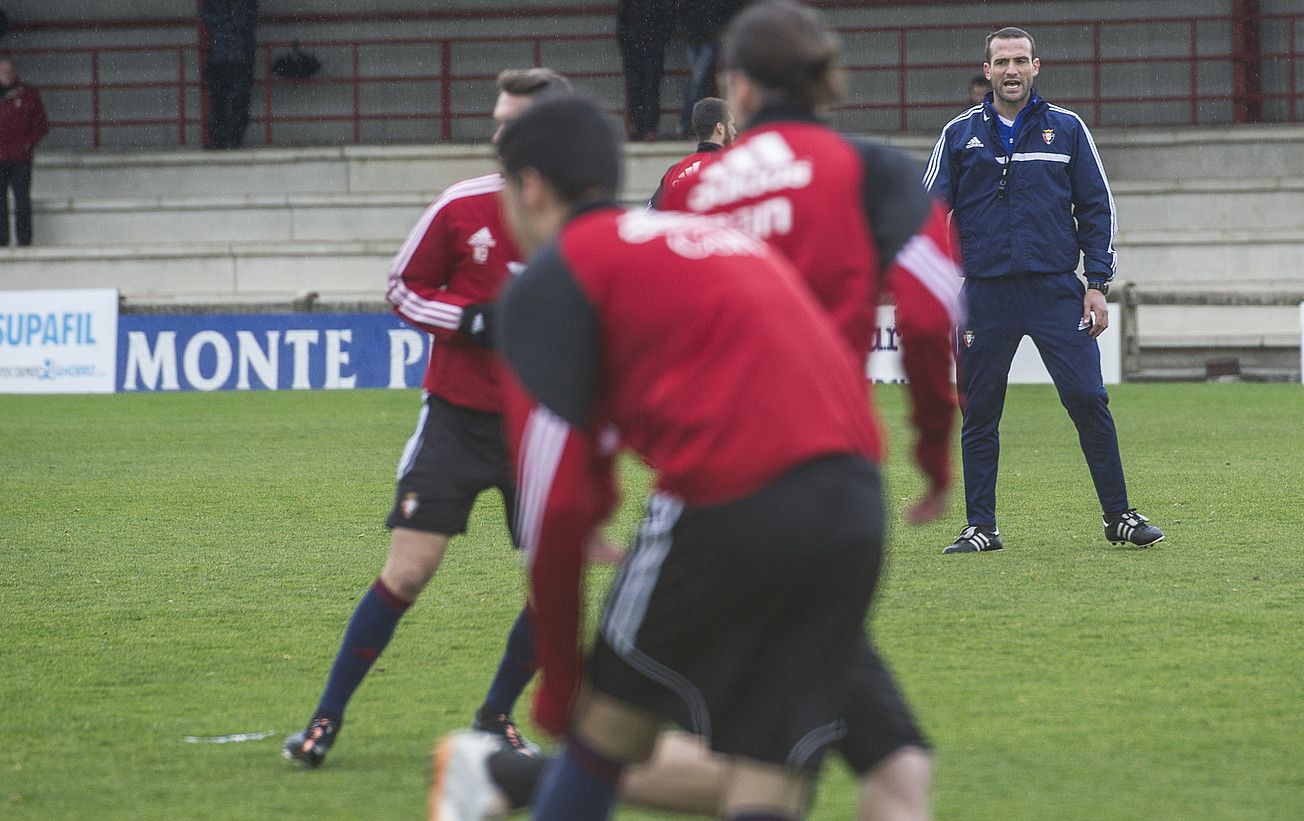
[1087,279,1110,296]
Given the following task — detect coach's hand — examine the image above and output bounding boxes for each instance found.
[1083,290,1108,338]
[458,303,494,348]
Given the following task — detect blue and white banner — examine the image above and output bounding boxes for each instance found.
[0,289,119,393]
[2,296,1124,393]
[117,313,429,392]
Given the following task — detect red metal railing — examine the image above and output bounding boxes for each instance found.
[6,9,1301,148]
[833,12,1302,130]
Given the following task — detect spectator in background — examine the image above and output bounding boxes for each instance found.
[617,0,674,140]
[201,0,257,149]
[0,55,49,247]
[674,0,745,138]
[969,73,990,105]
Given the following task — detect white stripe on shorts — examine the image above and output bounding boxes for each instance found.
[395,394,431,480]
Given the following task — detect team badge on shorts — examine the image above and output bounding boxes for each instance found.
[401,492,420,519]
[1042,129,1055,145]
[963,329,975,348]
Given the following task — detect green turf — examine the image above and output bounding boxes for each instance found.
[2,384,1302,819]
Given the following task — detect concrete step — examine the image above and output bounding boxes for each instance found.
[0,242,392,303]
[33,142,691,202]
[1091,125,1304,180]
[1111,178,1304,232]
[4,232,1301,307]
[33,173,1299,249]
[1114,229,1304,283]
[32,126,1297,206]
[33,144,505,199]
[34,193,433,245]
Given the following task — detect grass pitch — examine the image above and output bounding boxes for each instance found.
[3,384,1302,819]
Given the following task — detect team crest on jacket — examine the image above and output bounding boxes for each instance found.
[963,329,975,348]
[1041,129,1055,145]
[468,226,496,264]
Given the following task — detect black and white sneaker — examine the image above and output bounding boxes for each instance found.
[471,711,539,756]
[1104,509,1165,547]
[942,525,1003,554]
[283,716,338,768]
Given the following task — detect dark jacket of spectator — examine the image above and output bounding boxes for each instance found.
[617,0,676,140]
[677,0,746,44]
[201,0,259,65]
[0,80,49,163]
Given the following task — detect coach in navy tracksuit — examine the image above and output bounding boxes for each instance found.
[925,27,1163,553]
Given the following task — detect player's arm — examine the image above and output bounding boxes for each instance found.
[496,240,618,736]
[386,188,494,346]
[889,202,963,500]
[853,138,962,498]
[1068,117,1118,283]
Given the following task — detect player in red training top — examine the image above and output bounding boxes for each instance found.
[430,4,959,820]
[282,68,575,769]
[646,96,734,208]
[659,7,962,517]
[656,1,961,811]
[431,92,928,820]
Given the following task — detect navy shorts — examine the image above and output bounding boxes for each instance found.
[384,394,517,541]
[587,454,922,771]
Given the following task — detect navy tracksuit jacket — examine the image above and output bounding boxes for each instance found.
[925,92,1129,527]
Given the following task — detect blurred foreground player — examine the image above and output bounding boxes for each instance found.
[283,68,573,768]
[433,93,933,821]
[432,2,960,818]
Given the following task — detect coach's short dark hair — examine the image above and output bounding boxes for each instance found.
[498,96,623,205]
[496,67,573,98]
[690,97,728,141]
[723,0,843,110]
[985,27,1036,62]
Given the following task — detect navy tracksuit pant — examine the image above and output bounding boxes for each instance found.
[958,272,1129,527]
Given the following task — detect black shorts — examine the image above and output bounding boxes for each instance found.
[384,394,516,540]
[588,454,920,771]
[836,636,930,774]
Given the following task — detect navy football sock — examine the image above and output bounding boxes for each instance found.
[478,607,537,717]
[315,578,411,720]
[532,737,624,820]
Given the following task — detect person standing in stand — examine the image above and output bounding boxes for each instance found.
[0,55,49,247]
[200,0,257,149]
[617,0,674,141]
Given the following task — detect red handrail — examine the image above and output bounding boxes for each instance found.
[7,10,1301,148]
